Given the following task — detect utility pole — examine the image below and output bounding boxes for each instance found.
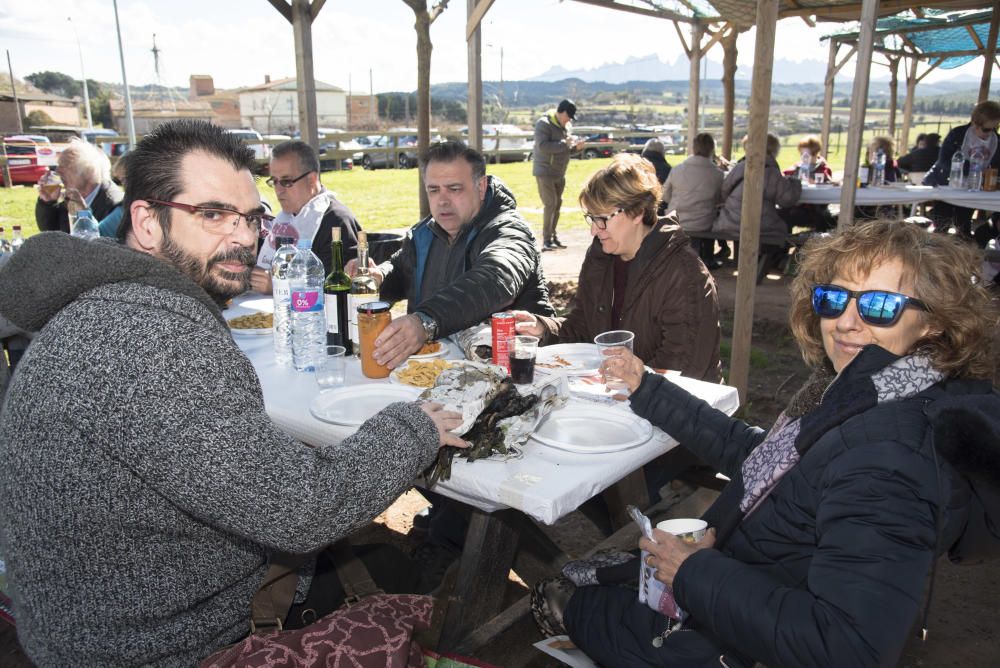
[112,0,136,147]
[68,17,93,128]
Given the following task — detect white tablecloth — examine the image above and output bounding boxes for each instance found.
[227,297,740,525]
[797,184,1000,212]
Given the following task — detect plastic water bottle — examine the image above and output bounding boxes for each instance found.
[10,225,23,253]
[967,158,984,192]
[873,148,886,186]
[270,236,298,368]
[949,151,965,189]
[71,210,100,240]
[288,239,326,372]
[799,151,811,183]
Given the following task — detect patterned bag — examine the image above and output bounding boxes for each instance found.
[200,593,433,668]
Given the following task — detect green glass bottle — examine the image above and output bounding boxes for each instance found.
[323,227,352,354]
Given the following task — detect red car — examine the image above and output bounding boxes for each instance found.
[2,135,53,186]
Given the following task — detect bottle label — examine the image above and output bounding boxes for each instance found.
[325,294,341,334]
[347,294,380,344]
[273,278,291,304]
[291,290,323,313]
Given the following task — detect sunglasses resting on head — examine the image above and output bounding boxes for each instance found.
[812,284,928,327]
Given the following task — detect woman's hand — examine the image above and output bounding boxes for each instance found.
[640,527,716,588]
[419,402,469,449]
[599,347,646,394]
[512,310,544,337]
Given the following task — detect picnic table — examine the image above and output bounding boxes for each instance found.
[227,295,740,651]
[797,183,1000,212]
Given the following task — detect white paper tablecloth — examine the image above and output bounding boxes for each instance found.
[228,297,740,525]
[797,184,1000,212]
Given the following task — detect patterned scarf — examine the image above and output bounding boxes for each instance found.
[739,354,944,515]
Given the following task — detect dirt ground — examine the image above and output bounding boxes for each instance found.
[1,230,997,666]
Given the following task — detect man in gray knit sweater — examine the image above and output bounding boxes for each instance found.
[0,121,463,666]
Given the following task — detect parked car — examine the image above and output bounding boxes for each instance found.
[315,128,356,171]
[461,124,532,163]
[224,129,270,161]
[353,129,440,170]
[573,128,627,159]
[28,125,128,159]
[2,135,53,185]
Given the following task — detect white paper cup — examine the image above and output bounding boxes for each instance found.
[656,518,708,544]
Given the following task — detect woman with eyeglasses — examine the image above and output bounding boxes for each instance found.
[537,220,1000,667]
[513,153,723,383]
[924,100,1000,241]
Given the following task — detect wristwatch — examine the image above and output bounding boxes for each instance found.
[414,311,438,342]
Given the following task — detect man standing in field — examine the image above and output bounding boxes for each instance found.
[533,98,582,251]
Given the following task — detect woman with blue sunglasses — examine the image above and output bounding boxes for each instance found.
[536,220,1000,667]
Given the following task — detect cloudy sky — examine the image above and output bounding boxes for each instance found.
[0,0,989,93]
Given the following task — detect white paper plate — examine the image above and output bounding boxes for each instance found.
[534,343,604,376]
[309,384,421,427]
[227,320,273,336]
[408,344,448,360]
[531,404,653,454]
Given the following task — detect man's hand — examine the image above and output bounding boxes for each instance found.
[419,402,468,449]
[512,310,544,337]
[639,528,716,588]
[373,313,424,369]
[250,267,273,294]
[37,175,61,202]
[599,347,647,394]
[345,257,384,285]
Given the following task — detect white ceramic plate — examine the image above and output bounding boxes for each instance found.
[535,343,604,376]
[530,404,653,454]
[227,318,273,336]
[309,384,422,427]
[408,343,448,360]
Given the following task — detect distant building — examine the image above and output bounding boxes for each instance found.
[347,93,378,129]
[238,76,347,134]
[108,97,214,135]
[0,91,81,134]
[189,74,215,98]
[188,75,241,129]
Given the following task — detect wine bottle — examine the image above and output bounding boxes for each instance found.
[858,155,871,188]
[323,227,353,354]
[348,230,380,354]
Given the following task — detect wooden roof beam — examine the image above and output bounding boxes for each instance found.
[567,0,696,24]
[466,0,495,40]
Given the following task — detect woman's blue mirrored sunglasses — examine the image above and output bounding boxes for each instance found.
[811,284,928,327]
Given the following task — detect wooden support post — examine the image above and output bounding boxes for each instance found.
[721,28,738,161]
[437,511,519,652]
[837,0,880,229]
[730,0,778,405]
[687,22,704,156]
[466,0,484,151]
[821,39,839,162]
[979,11,1000,103]
[900,55,918,156]
[888,56,899,139]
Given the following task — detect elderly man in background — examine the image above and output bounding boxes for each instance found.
[533,98,583,251]
[35,138,123,233]
[661,132,724,264]
[349,140,555,370]
[250,140,362,293]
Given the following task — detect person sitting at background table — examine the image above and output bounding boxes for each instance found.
[856,136,905,221]
[347,140,555,369]
[514,153,722,383]
[640,138,671,191]
[538,219,1000,667]
[0,120,466,666]
[713,133,801,249]
[897,132,941,175]
[250,140,362,294]
[659,132,724,265]
[923,100,1000,241]
[98,151,130,238]
[35,137,123,233]
[780,135,835,233]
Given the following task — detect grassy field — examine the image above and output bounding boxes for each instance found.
[2,158,613,240]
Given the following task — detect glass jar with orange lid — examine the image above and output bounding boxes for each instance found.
[357,301,392,378]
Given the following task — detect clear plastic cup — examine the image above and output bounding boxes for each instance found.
[316,345,346,390]
[594,330,635,390]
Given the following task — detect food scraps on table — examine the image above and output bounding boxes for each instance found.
[537,354,572,369]
[395,359,453,387]
[228,312,273,329]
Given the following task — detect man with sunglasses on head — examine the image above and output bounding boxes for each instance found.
[249,140,362,294]
[0,120,464,666]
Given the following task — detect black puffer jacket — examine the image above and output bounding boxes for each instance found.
[379,176,555,336]
[628,345,1000,668]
